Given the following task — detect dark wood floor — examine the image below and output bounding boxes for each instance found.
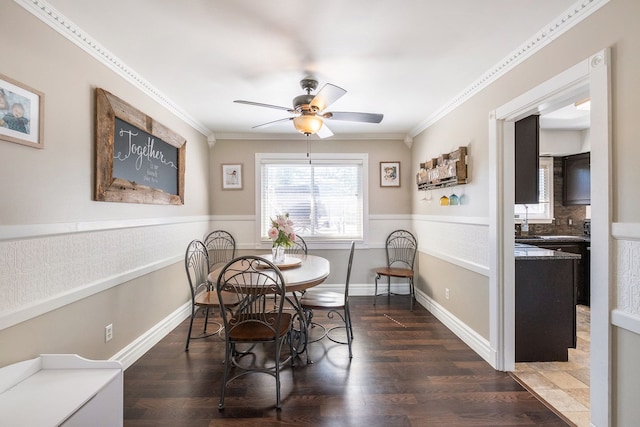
[124,296,569,426]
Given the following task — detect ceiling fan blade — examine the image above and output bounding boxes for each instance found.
[310,83,346,112]
[316,122,334,139]
[252,117,293,129]
[323,111,384,123]
[234,100,293,112]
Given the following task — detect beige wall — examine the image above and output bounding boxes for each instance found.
[411,94,492,342]
[0,1,210,366]
[413,96,491,217]
[412,0,640,422]
[210,138,412,216]
[614,327,640,425]
[0,263,186,367]
[0,2,210,224]
[418,252,489,338]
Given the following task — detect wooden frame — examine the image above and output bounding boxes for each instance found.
[222,164,243,190]
[95,88,186,205]
[380,161,400,187]
[0,73,44,148]
[416,146,468,191]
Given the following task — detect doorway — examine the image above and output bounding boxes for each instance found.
[488,50,611,426]
[511,100,592,425]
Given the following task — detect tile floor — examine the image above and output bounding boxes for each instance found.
[513,305,591,427]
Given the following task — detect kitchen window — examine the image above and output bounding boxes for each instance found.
[257,153,368,243]
[515,156,554,223]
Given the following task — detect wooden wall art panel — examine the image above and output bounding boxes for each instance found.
[95,88,186,205]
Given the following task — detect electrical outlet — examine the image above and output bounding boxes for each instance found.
[105,324,113,342]
[445,288,450,300]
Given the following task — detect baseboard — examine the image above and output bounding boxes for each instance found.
[317,282,412,296]
[110,302,191,370]
[415,289,494,366]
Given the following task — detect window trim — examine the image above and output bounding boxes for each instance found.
[255,152,369,248]
[514,156,554,224]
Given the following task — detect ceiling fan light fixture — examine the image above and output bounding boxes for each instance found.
[235,78,380,138]
[293,115,323,135]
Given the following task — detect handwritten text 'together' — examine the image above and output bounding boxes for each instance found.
[114,128,178,171]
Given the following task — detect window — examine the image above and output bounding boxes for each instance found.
[515,156,554,223]
[257,153,368,243]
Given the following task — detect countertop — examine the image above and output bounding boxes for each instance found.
[515,235,590,244]
[514,243,582,260]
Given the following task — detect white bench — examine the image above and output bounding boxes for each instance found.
[0,354,123,427]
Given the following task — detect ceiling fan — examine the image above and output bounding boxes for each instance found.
[234,78,383,138]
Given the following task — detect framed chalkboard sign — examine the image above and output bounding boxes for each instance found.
[95,88,186,205]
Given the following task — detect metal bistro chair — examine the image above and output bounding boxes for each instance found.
[285,235,308,256]
[374,230,417,310]
[215,255,295,410]
[300,241,355,362]
[203,230,236,271]
[184,240,224,351]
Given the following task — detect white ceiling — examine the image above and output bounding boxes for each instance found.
[539,103,590,130]
[43,0,582,140]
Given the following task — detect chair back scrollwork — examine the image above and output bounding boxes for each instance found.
[203,230,236,270]
[386,229,417,270]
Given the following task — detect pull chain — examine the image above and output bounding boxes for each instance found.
[306,134,311,164]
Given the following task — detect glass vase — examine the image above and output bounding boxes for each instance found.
[272,245,286,263]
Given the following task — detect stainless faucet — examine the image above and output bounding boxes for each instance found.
[521,205,529,235]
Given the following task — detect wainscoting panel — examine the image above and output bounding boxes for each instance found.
[613,222,640,335]
[0,217,210,330]
[413,215,490,276]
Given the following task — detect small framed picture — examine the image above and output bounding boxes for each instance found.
[222,164,243,190]
[380,161,400,187]
[0,73,44,149]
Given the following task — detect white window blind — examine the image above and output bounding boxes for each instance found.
[515,156,554,222]
[259,154,366,241]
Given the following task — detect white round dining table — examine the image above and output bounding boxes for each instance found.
[207,254,330,292]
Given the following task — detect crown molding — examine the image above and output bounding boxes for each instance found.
[15,0,212,137]
[409,0,610,137]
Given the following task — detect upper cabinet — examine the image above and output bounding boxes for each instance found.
[515,115,540,204]
[563,152,591,205]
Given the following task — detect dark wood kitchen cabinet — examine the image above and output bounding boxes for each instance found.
[563,152,590,205]
[518,239,590,306]
[536,242,589,305]
[515,115,540,204]
[516,257,577,362]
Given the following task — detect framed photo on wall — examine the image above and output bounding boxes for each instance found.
[0,73,44,149]
[222,164,243,190]
[380,161,400,187]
